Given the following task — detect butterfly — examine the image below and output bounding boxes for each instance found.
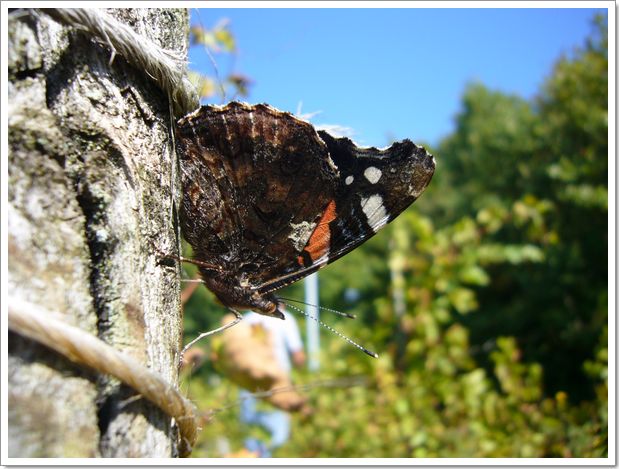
[176,102,435,321]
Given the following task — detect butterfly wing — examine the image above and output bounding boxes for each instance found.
[177,102,435,302]
[177,103,339,285]
[255,130,435,294]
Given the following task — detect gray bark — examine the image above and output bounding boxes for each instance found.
[8,8,187,457]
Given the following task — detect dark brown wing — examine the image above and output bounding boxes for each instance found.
[255,131,435,294]
[177,102,435,298]
[177,102,338,286]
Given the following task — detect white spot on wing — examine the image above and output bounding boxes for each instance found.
[288,220,317,251]
[361,194,389,232]
[364,166,382,184]
[273,118,279,145]
[188,118,198,140]
[345,175,354,185]
[249,111,255,139]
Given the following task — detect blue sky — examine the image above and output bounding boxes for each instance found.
[189,7,607,148]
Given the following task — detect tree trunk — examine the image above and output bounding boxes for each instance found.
[8,8,187,457]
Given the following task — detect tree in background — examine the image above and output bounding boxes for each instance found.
[437,14,608,402]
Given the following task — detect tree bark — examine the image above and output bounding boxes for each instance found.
[8,8,187,457]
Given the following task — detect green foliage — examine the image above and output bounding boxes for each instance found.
[183,15,608,458]
[276,332,604,458]
[432,14,608,401]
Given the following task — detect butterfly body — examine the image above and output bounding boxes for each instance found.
[176,102,435,318]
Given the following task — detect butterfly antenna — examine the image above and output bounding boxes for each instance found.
[278,296,356,319]
[284,303,378,358]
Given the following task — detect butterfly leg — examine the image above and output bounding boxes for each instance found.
[165,253,222,272]
[178,309,243,370]
[177,256,223,271]
[152,241,223,272]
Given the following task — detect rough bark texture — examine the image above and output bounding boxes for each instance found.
[8,8,187,457]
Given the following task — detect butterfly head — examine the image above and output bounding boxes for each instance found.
[248,291,285,320]
[201,271,285,320]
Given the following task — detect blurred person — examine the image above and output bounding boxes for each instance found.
[238,309,306,458]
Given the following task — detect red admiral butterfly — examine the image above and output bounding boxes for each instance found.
[176,102,435,321]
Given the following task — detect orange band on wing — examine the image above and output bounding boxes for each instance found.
[303,200,337,263]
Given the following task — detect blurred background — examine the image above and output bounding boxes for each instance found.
[180,7,609,458]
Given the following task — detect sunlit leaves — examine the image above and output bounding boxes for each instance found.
[190,20,236,52]
[189,20,252,100]
[458,265,490,286]
[188,71,217,99]
[562,184,608,209]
